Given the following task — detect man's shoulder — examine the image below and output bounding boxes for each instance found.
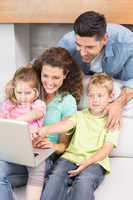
[107,23,133,43]
[105,39,133,59]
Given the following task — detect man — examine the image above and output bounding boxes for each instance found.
[57,11,133,129]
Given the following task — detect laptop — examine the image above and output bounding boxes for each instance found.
[0,118,54,167]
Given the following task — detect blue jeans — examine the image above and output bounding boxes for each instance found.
[41,158,105,200]
[0,160,28,199]
[0,152,60,200]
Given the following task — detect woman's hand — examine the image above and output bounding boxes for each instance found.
[32,136,55,149]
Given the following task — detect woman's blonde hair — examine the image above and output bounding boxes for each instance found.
[88,73,113,94]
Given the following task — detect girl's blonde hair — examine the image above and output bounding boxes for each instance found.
[88,73,113,94]
[7,67,40,104]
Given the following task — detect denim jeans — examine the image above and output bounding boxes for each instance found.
[0,160,28,200]
[41,158,105,200]
[0,152,60,200]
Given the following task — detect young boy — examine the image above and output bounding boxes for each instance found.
[33,73,120,200]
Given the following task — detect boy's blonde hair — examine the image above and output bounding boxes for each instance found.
[88,73,113,94]
[7,67,40,104]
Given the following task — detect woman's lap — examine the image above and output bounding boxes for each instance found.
[0,160,28,187]
[0,152,60,188]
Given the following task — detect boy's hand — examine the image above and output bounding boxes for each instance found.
[68,160,90,177]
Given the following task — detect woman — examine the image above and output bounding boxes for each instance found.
[0,47,83,200]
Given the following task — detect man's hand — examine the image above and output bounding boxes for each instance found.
[105,86,133,130]
[104,100,122,130]
[68,160,90,177]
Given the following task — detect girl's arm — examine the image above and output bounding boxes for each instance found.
[16,109,44,123]
[17,100,46,123]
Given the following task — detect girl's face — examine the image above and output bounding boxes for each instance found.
[88,85,112,116]
[14,81,37,105]
[41,64,66,95]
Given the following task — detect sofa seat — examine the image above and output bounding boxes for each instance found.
[95,157,133,200]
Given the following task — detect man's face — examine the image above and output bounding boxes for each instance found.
[75,34,108,63]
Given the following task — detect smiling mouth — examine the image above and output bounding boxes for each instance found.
[46,87,55,90]
[82,57,93,62]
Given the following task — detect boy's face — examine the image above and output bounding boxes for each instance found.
[88,85,112,116]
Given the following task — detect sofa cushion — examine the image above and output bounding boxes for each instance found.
[110,116,133,157]
[95,157,133,200]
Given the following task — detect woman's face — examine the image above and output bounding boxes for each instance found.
[41,64,66,95]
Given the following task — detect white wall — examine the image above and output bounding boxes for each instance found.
[15,24,30,67]
[0,24,30,102]
[0,24,16,101]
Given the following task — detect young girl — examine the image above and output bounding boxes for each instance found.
[0,67,46,200]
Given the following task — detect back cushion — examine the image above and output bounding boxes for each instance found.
[110,117,133,157]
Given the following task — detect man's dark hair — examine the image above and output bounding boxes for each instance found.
[73,11,107,39]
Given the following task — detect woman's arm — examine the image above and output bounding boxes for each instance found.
[55,134,71,154]
[32,134,71,154]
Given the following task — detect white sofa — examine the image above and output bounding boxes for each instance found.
[13,78,133,199]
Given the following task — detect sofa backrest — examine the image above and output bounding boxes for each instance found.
[110,117,133,157]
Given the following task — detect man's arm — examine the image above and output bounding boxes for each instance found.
[68,142,113,177]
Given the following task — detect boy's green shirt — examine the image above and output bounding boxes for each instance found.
[62,109,119,173]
